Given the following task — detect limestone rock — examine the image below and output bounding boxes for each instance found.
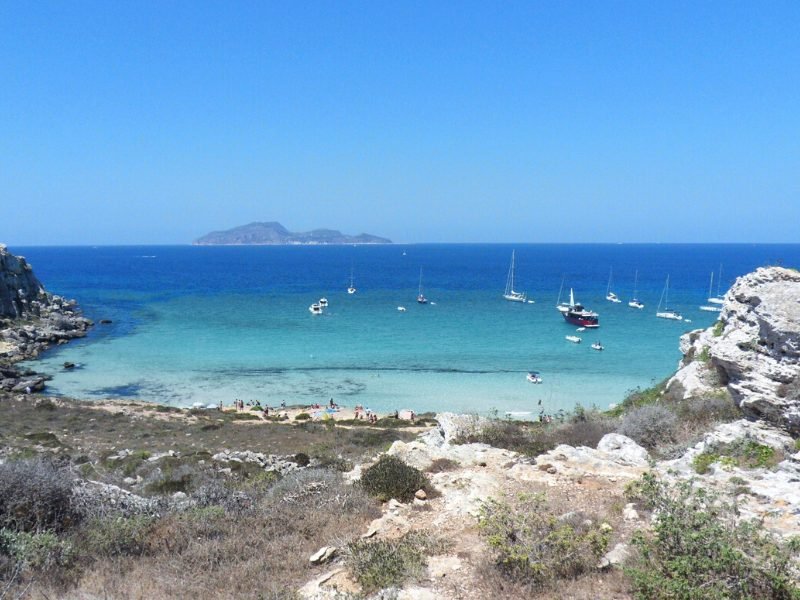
[596,434,650,466]
[669,267,800,433]
[309,546,337,564]
[599,543,630,569]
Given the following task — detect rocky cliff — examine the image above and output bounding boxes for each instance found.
[0,244,48,319]
[0,244,92,391]
[668,266,800,433]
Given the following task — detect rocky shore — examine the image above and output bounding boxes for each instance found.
[0,244,92,393]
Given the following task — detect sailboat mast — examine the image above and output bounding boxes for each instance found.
[708,271,714,297]
[633,269,639,296]
[607,267,613,295]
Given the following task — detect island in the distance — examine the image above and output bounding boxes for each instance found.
[193,221,392,245]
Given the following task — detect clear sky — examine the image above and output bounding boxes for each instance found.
[1,1,798,245]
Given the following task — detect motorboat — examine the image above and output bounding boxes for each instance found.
[591,341,604,351]
[566,335,582,343]
[526,371,543,384]
[503,250,527,302]
[309,303,323,315]
[562,289,599,328]
[576,327,586,332]
[318,298,328,307]
[397,306,407,312]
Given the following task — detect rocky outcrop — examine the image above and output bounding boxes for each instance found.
[0,244,92,391]
[668,267,800,433]
[0,244,48,319]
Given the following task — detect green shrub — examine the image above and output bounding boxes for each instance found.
[479,493,609,587]
[698,346,711,362]
[347,531,447,593]
[231,412,261,421]
[693,439,782,474]
[359,455,429,502]
[608,379,668,417]
[81,515,155,557]
[294,412,311,421]
[625,473,800,599]
[0,529,74,570]
[713,320,725,337]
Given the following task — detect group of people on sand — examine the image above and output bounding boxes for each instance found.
[230,398,289,419]
[354,404,379,423]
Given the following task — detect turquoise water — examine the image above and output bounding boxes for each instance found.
[15,244,800,416]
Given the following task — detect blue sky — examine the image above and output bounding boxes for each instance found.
[1,1,798,244]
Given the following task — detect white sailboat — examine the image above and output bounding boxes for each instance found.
[556,275,571,313]
[417,268,428,304]
[503,250,527,303]
[656,275,683,321]
[708,264,725,305]
[699,270,721,312]
[628,269,644,309]
[605,268,621,303]
[347,266,356,294]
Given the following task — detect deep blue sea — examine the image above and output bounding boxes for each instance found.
[13,244,800,417]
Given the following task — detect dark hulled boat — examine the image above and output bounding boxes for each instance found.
[562,288,599,328]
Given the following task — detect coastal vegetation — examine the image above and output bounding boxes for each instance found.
[479,492,610,589]
[625,473,800,599]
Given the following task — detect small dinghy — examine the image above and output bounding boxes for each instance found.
[526,371,543,384]
[566,335,582,344]
[591,341,604,351]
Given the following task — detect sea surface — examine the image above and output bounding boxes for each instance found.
[14,244,800,417]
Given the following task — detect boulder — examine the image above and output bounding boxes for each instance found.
[596,434,650,466]
[309,546,337,564]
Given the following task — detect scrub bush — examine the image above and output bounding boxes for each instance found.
[359,455,428,503]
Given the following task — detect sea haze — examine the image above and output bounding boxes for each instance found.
[16,244,800,417]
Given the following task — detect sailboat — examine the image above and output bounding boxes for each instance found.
[628,270,644,309]
[699,271,721,312]
[656,275,682,320]
[417,268,428,304]
[503,250,527,302]
[605,267,621,303]
[556,275,571,313]
[347,267,356,295]
[707,264,725,305]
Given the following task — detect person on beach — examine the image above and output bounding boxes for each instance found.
[329,397,335,408]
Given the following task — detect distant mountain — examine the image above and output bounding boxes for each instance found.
[193,222,392,245]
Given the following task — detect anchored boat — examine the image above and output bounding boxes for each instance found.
[562,289,599,328]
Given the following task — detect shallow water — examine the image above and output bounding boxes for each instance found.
[15,243,800,416]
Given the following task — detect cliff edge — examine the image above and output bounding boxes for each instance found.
[668,266,800,433]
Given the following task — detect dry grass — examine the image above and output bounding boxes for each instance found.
[13,470,380,599]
